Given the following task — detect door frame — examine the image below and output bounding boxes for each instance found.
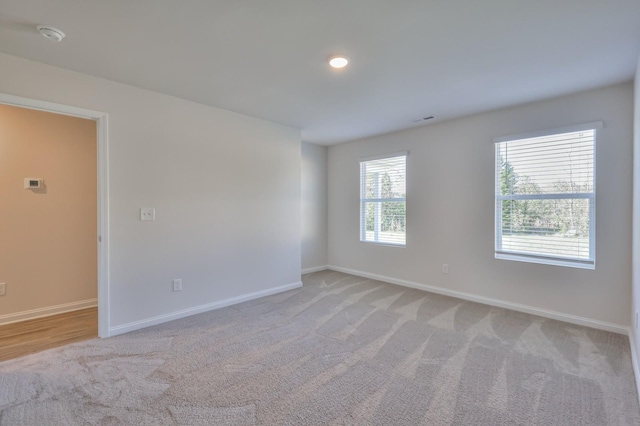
[0,93,110,338]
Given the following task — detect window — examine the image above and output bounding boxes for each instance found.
[360,152,407,246]
[495,122,600,269]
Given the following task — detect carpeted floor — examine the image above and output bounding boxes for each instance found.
[1,270,638,425]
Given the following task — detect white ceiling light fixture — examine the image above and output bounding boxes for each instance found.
[37,25,65,42]
[328,55,349,69]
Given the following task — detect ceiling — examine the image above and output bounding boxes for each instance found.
[0,1,639,145]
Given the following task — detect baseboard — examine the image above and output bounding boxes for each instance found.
[0,298,98,326]
[327,265,627,335]
[302,265,329,275]
[108,281,303,337]
[629,329,640,409]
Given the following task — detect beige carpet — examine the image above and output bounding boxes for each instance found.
[1,270,638,425]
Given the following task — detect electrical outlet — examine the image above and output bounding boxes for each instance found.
[0,283,5,296]
[140,208,156,221]
[442,264,449,274]
[173,279,182,292]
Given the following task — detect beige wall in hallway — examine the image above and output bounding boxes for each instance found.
[0,104,97,316]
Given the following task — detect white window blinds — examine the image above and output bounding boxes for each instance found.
[495,124,597,268]
[360,153,406,246]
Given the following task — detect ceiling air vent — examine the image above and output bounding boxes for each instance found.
[411,115,436,123]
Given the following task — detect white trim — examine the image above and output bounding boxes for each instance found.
[96,115,110,338]
[495,252,595,270]
[494,126,596,269]
[108,281,303,336]
[0,93,110,338]
[359,151,408,162]
[0,93,105,119]
[493,121,604,143]
[360,153,407,246]
[327,265,627,334]
[302,265,329,274]
[629,329,640,410]
[359,240,406,248]
[0,299,98,326]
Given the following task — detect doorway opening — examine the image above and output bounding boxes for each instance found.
[0,94,109,356]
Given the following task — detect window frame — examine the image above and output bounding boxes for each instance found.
[359,151,407,247]
[494,122,601,269]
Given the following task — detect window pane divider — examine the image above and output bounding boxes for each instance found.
[497,193,593,201]
[361,197,405,202]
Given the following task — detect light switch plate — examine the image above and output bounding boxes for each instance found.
[140,208,155,221]
[0,283,6,296]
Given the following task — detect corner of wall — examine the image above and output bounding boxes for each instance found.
[301,142,329,271]
[631,52,640,406]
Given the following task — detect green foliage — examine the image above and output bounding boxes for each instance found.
[365,171,406,234]
[500,158,590,237]
[500,157,517,231]
[500,157,517,195]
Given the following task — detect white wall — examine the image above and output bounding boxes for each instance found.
[301,142,328,271]
[632,56,640,370]
[329,82,633,328]
[0,52,301,333]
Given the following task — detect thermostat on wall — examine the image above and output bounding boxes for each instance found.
[24,178,44,189]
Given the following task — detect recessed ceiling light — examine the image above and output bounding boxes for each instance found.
[37,25,65,42]
[328,56,349,69]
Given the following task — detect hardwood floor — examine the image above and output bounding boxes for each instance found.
[0,307,98,362]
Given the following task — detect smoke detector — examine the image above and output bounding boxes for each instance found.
[37,25,65,42]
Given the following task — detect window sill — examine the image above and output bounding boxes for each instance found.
[495,252,594,270]
[360,240,406,248]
